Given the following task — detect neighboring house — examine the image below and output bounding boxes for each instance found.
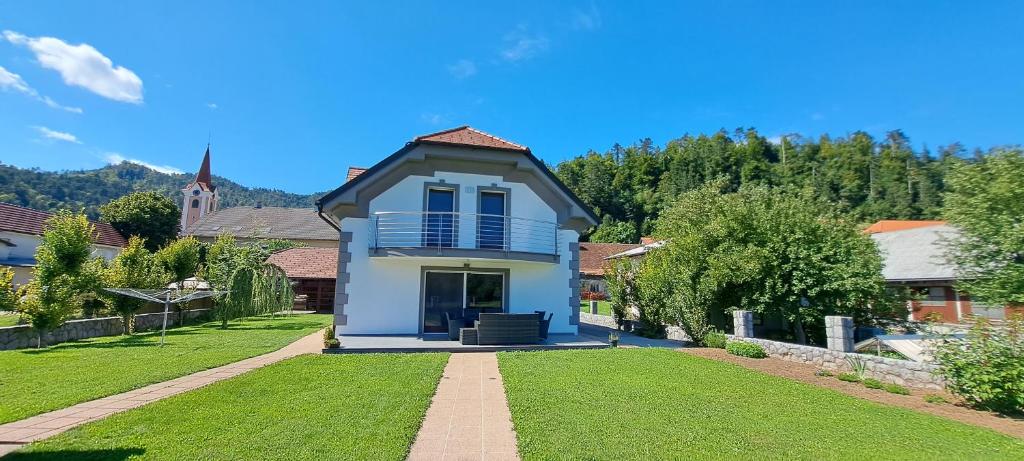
[266,247,337,312]
[179,148,339,248]
[578,242,642,296]
[0,202,127,287]
[605,239,666,261]
[316,126,598,336]
[868,220,1023,323]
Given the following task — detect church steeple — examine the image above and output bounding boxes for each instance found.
[180,145,219,232]
[194,144,214,190]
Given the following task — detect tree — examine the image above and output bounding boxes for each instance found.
[639,182,895,345]
[0,267,17,313]
[16,211,102,346]
[943,149,1024,305]
[103,236,167,334]
[155,237,201,287]
[100,191,180,251]
[588,219,639,243]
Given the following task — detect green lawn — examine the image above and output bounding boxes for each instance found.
[0,314,330,424]
[0,313,20,327]
[580,300,612,316]
[499,348,1024,460]
[8,353,449,460]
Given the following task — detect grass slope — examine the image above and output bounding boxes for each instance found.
[499,348,1024,460]
[0,313,20,327]
[8,354,449,461]
[0,314,329,424]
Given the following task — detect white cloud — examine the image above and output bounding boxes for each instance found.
[420,113,447,125]
[571,4,602,30]
[0,65,82,113]
[105,153,182,174]
[500,26,549,62]
[4,30,143,104]
[34,126,81,144]
[447,59,477,79]
[206,102,218,110]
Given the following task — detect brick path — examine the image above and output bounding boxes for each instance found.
[0,328,325,455]
[408,352,520,461]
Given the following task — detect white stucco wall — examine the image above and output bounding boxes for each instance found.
[1,230,121,287]
[337,170,579,336]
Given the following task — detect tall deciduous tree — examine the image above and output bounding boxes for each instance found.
[943,149,1024,305]
[100,191,180,251]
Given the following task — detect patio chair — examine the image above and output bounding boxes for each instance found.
[446,312,467,341]
[535,311,553,340]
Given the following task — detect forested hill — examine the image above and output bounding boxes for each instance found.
[0,162,322,219]
[555,128,995,243]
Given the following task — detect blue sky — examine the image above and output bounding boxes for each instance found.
[1,1,1022,194]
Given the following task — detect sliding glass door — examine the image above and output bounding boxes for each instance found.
[423,270,505,334]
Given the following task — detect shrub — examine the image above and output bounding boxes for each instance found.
[581,290,607,301]
[924,394,949,404]
[884,383,910,395]
[837,373,861,383]
[933,316,1024,414]
[725,341,767,358]
[814,369,833,377]
[703,330,728,349]
[323,324,339,348]
[863,378,883,389]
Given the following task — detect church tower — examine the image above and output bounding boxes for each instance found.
[180,145,218,231]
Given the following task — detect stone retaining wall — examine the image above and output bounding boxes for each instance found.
[0,309,210,350]
[736,336,945,390]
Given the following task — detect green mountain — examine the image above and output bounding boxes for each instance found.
[0,162,324,219]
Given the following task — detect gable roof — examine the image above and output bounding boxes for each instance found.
[317,126,599,230]
[266,247,338,279]
[864,220,946,234]
[184,206,338,241]
[871,225,958,282]
[415,126,528,152]
[346,167,367,182]
[579,242,643,276]
[0,202,128,247]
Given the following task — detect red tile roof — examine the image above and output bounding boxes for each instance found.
[266,247,338,280]
[346,167,367,183]
[415,126,528,152]
[0,202,128,247]
[864,220,947,234]
[579,242,643,276]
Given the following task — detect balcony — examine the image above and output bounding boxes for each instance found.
[369,211,561,263]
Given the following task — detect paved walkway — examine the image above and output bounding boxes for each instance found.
[0,328,325,456]
[408,353,520,461]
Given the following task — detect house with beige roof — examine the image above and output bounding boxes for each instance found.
[316,126,598,343]
[178,149,338,248]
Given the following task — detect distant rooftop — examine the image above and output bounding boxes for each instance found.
[579,242,643,276]
[606,240,667,260]
[184,206,338,241]
[871,224,959,282]
[864,220,946,234]
[0,202,127,247]
[346,167,367,183]
[266,247,338,279]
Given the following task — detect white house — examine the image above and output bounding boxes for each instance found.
[316,127,598,338]
[0,202,127,287]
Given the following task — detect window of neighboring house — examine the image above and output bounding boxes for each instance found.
[927,287,946,302]
[191,199,199,208]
